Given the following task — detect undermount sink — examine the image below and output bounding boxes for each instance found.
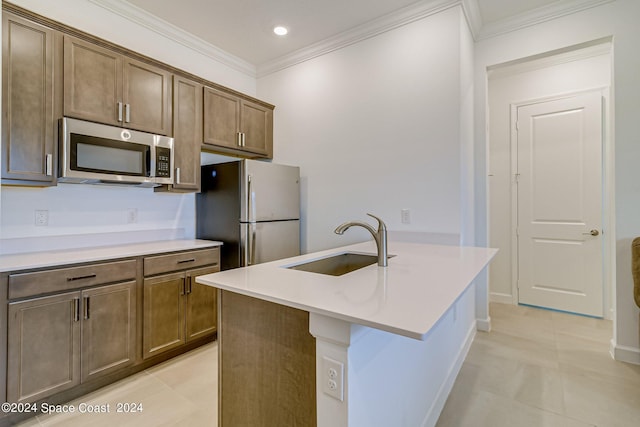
[285,252,393,276]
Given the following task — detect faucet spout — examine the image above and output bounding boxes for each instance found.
[334,213,388,267]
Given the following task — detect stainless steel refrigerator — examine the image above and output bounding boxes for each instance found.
[196,159,300,270]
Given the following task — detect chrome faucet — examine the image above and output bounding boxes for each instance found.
[334,213,388,267]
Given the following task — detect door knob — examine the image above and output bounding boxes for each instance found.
[582,229,600,236]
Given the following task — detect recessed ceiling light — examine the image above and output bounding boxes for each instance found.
[273,26,288,36]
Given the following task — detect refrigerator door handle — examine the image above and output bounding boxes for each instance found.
[248,222,257,265]
[247,174,256,221]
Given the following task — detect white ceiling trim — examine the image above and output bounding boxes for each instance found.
[477,0,616,40]
[88,0,257,77]
[460,0,483,38]
[256,0,464,78]
[85,0,616,81]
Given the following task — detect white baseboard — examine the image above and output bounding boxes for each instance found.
[476,316,491,332]
[610,340,640,365]
[421,321,477,427]
[490,292,514,304]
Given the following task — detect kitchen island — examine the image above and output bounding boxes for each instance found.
[197,240,497,427]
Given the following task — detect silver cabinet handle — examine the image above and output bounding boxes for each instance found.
[582,229,600,236]
[125,103,131,123]
[84,296,90,320]
[45,154,53,176]
[241,133,246,147]
[237,132,242,147]
[73,298,80,322]
[118,102,123,122]
[175,167,181,185]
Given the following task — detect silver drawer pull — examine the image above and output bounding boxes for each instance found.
[177,258,196,264]
[67,274,97,282]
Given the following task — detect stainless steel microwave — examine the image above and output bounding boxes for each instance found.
[59,117,174,187]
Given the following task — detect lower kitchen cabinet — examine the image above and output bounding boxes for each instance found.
[143,265,218,359]
[81,281,136,382]
[2,244,220,419]
[185,267,218,341]
[7,292,80,403]
[6,280,136,403]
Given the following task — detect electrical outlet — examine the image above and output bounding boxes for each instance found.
[127,208,138,224]
[35,210,49,226]
[401,208,411,224]
[322,356,344,401]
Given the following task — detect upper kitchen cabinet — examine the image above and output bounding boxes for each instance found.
[63,36,172,136]
[203,86,274,158]
[156,76,202,193]
[2,12,62,186]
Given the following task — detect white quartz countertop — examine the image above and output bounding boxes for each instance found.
[0,239,222,272]
[197,241,497,340]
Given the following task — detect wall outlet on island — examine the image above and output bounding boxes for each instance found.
[35,210,49,226]
[127,208,138,224]
[322,356,344,401]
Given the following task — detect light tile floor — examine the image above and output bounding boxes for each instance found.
[16,342,218,426]
[15,303,640,426]
[436,303,640,427]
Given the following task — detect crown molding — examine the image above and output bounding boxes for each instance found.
[256,0,464,78]
[460,0,483,39]
[85,0,616,81]
[477,0,616,40]
[87,0,257,78]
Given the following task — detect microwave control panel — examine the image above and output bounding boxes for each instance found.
[156,147,171,177]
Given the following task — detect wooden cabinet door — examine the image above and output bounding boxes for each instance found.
[185,266,219,342]
[240,99,273,157]
[63,36,122,126]
[81,281,136,383]
[171,76,202,191]
[2,13,60,185]
[64,36,171,135]
[143,272,186,359]
[7,292,81,403]
[203,86,240,149]
[123,57,172,135]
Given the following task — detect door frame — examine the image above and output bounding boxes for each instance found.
[508,87,614,317]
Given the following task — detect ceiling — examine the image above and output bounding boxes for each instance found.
[120,0,583,69]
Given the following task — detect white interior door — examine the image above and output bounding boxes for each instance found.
[516,91,603,317]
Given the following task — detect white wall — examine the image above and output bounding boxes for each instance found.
[1,0,255,254]
[257,6,466,253]
[474,0,640,363]
[0,184,194,254]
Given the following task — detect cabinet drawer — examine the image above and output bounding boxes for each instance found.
[9,259,137,300]
[144,248,220,277]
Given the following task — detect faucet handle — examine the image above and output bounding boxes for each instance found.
[366,213,387,231]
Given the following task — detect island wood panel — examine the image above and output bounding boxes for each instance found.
[219,290,316,427]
